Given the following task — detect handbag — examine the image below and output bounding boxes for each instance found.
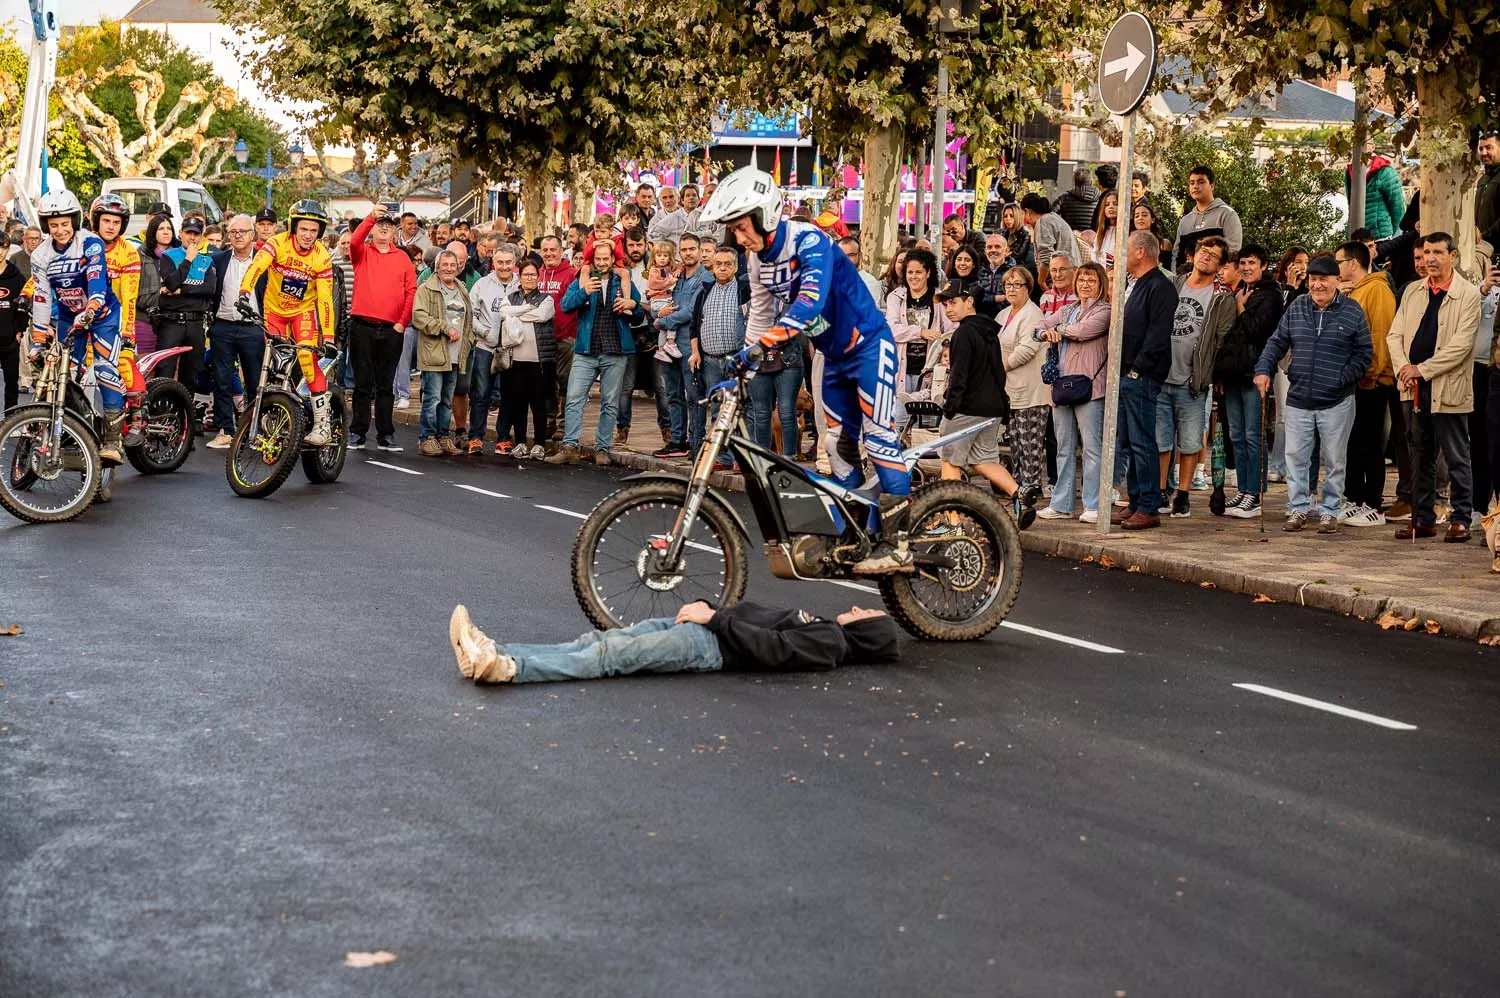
[1050,339,1105,407]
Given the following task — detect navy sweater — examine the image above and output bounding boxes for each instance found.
[1121,267,1175,382]
[1254,292,1372,410]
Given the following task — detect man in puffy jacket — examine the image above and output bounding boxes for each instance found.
[1254,255,1371,533]
[1347,147,1406,241]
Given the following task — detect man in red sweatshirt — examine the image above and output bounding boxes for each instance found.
[349,205,418,450]
[537,234,578,438]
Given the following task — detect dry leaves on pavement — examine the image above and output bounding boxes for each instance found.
[343,951,397,968]
[1,624,20,636]
[1098,554,1116,569]
[1199,581,1216,589]
[1478,634,1500,646]
[1251,594,1276,604]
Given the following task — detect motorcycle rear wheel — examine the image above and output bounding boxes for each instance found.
[572,481,749,630]
[226,391,305,498]
[301,391,347,483]
[878,480,1023,641]
[0,406,101,524]
[125,378,194,475]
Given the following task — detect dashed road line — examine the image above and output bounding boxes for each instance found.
[365,460,423,476]
[453,484,510,499]
[1232,683,1418,731]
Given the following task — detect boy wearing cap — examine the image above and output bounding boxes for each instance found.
[448,601,901,685]
[253,208,278,247]
[1254,253,1372,533]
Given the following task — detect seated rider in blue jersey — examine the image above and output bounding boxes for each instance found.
[699,168,913,575]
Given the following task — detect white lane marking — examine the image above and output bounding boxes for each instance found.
[535,503,587,519]
[1000,621,1124,655]
[1232,683,1418,731]
[366,460,423,476]
[526,502,1121,654]
[453,484,510,499]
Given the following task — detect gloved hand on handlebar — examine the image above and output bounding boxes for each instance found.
[70,307,98,333]
[235,293,257,320]
[723,343,765,379]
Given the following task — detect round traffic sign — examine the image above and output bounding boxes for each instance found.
[1097,12,1158,117]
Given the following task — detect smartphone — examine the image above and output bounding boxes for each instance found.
[382,201,400,215]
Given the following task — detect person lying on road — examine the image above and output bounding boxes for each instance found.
[448,601,901,684]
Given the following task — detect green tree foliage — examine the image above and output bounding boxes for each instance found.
[1,34,108,194]
[1159,129,1343,256]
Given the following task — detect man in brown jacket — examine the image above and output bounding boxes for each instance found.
[1386,232,1483,542]
[1338,241,1399,524]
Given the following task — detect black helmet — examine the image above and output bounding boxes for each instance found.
[89,193,131,233]
[287,198,330,238]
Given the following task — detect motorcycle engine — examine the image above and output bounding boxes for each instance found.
[788,535,829,575]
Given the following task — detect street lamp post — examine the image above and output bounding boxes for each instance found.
[265,147,273,211]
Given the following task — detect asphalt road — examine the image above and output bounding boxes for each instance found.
[2,429,1498,997]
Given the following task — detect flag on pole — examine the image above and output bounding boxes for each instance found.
[812,147,822,188]
[790,146,798,186]
[772,147,782,185]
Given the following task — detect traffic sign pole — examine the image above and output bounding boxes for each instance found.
[1096,111,1134,536]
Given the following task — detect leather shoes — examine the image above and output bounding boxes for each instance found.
[1120,511,1161,531]
[1394,523,1438,540]
[1110,507,1136,526]
[1444,522,1472,543]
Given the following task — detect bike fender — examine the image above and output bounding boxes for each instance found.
[136,346,193,376]
[619,472,752,541]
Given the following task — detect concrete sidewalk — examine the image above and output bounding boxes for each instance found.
[385,385,1500,642]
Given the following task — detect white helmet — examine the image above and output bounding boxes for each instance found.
[37,189,83,228]
[699,167,783,234]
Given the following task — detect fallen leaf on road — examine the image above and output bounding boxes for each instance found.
[1081,555,1095,564]
[0,624,20,636]
[1403,617,1423,632]
[1098,554,1116,569]
[1376,610,1405,630]
[1199,581,1216,590]
[1423,620,1441,635]
[1478,634,1500,646]
[343,951,397,968]
[1127,564,1141,573]
[1251,594,1276,604]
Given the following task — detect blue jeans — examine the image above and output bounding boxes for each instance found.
[1222,384,1265,494]
[660,332,693,444]
[419,367,457,440]
[1155,382,1206,454]
[690,354,728,455]
[501,618,723,683]
[564,351,629,451]
[1051,398,1103,514]
[467,348,498,441]
[395,326,417,399]
[1118,374,1163,513]
[1283,396,1355,517]
[210,320,264,433]
[748,366,802,456]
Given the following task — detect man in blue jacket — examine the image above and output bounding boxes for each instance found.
[1254,254,1372,533]
[1112,230,1177,531]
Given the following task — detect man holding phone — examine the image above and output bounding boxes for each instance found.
[347,203,417,450]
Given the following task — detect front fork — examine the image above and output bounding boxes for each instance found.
[657,391,742,570]
[244,338,276,443]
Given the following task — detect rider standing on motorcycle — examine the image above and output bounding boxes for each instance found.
[699,168,913,575]
[89,194,147,446]
[237,199,336,447]
[28,190,127,466]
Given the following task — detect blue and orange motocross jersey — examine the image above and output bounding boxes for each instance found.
[241,231,334,335]
[29,233,120,342]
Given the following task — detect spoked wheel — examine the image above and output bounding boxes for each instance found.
[125,378,194,475]
[0,405,101,524]
[877,480,1023,640]
[572,481,749,630]
[301,394,347,483]
[226,391,305,498]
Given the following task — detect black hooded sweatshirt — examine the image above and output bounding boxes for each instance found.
[705,602,901,671]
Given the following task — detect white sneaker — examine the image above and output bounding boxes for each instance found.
[206,431,233,450]
[529,443,547,460]
[449,605,516,683]
[1342,503,1386,527]
[1224,494,1261,519]
[1336,499,1362,523]
[1191,468,1210,491]
[1078,510,1098,524]
[1036,506,1070,520]
[394,397,411,410]
[1042,483,1054,498]
[1111,488,1128,508]
[1267,470,1284,483]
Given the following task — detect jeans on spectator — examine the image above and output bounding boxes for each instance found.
[1345,385,1390,510]
[467,348,497,442]
[394,326,417,400]
[1221,383,1264,495]
[690,355,729,456]
[1384,385,1411,503]
[209,320,263,433]
[1405,401,1473,527]
[1472,363,1492,513]
[1050,399,1102,514]
[501,617,722,684]
[349,318,404,440]
[617,353,637,431]
[564,351,629,451]
[551,338,574,418]
[1117,374,1162,513]
[1283,396,1354,518]
[1269,370,1289,477]
[419,367,457,440]
[1155,382,1206,454]
[748,366,802,457]
[660,332,693,444]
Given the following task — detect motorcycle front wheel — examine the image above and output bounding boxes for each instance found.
[0,405,101,524]
[878,480,1023,641]
[226,391,305,498]
[572,481,749,630]
[125,378,194,475]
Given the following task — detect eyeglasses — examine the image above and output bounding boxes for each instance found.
[1003,282,1028,289]
[227,228,253,235]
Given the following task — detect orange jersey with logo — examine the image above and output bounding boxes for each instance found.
[103,238,141,333]
[241,232,334,336]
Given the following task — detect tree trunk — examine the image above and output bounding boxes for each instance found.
[522,170,554,244]
[1348,77,1368,237]
[860,123,904,279]
[569,175,595,225]
[1416,60,1481,278]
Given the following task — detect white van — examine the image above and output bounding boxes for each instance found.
[99,177,225,237]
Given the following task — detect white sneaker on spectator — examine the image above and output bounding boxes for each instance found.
[395,398,410,410]
[1191,468,1210,491]
[1111,488,1127,507]
[1042,483,1054,498]
[1343,503,1386,527]
[1036,506,1070,520]
[1224,493,1261,519]
[206,431,232,449]
[1078,510,1098,524]
[1336,499,1361,523]
[529,443,547,460]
